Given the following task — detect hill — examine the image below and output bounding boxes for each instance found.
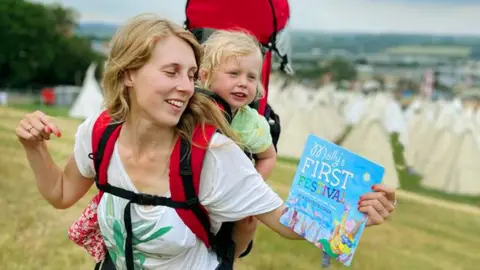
[75,22,118,40]
[290,31,480,59]
[75,22,480,58]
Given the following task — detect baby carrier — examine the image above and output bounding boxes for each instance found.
[185,0,294,152]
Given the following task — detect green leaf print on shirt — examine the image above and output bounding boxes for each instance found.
[103,194,174,269]
[106,193,115,217]
[133,226,173,245]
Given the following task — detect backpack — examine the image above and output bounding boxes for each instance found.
[69,93,238,270]
[184,0,293,153]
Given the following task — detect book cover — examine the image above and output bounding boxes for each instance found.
[279,133,385,267]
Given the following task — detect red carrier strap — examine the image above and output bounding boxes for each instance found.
[169,124,217,247]
[91,111,123,197]
[90,110,234,270]
[259,50,273,115]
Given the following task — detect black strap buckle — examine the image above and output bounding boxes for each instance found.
[136,193,158,205]
[186,197,199,206]
[180,168,192,176]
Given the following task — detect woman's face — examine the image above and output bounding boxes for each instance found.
[126,35,197,127]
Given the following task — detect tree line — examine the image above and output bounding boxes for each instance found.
[0,0,104,90]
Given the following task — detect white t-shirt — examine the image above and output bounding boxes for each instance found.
[73,113,284,270]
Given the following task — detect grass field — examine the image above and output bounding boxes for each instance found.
[1,105,479,270]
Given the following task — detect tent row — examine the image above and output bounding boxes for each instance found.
[403,98,480,195]
[69,68,480,196]
[268,81,405,190]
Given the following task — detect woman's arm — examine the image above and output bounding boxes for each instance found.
[256,185,396,239]
[255,205,303,240]
[25,145,94,209]
[16,111,94,209]
[254,145,277,180]
[201,133,396,243]
[232,217,258,258]
[255,187,396,240]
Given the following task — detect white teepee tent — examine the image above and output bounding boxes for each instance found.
[342,93,366,126]
[274,84,314,158]
[273,84,347,159]
[69,63,104,119]
[413,101,461,175]
[422,106,480,195]
[341,93,400,189]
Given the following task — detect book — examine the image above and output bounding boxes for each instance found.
[279,133,385,267]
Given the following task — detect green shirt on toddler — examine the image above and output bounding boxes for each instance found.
[230,106,273,154]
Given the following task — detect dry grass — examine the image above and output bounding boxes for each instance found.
[1,106,479,270]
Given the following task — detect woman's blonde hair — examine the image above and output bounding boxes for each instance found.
[199,29,265,101]
[102,13,239,146]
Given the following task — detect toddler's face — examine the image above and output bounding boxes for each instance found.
[208,52,262,112]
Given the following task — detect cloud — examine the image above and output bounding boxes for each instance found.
[289,0,480,35]
[32,0,187,24]
[389,0,479,5]
[33,0,480,35]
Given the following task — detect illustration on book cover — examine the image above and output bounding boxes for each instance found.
[280,133,385,266]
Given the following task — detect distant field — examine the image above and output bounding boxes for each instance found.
[1,105,479,270]
[7,103,71,117]
[384,45,471,57]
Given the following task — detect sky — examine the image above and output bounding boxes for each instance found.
[33,0,480,36]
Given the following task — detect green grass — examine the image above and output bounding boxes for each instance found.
[7,103,71,117]
[237,165,480,270]
[239,193,480,270]
[2,105,480,270]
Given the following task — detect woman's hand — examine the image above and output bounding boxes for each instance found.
[358,184,396,226]
[15,110,62,147]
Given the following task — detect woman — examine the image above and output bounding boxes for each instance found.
[15,14,396,270]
